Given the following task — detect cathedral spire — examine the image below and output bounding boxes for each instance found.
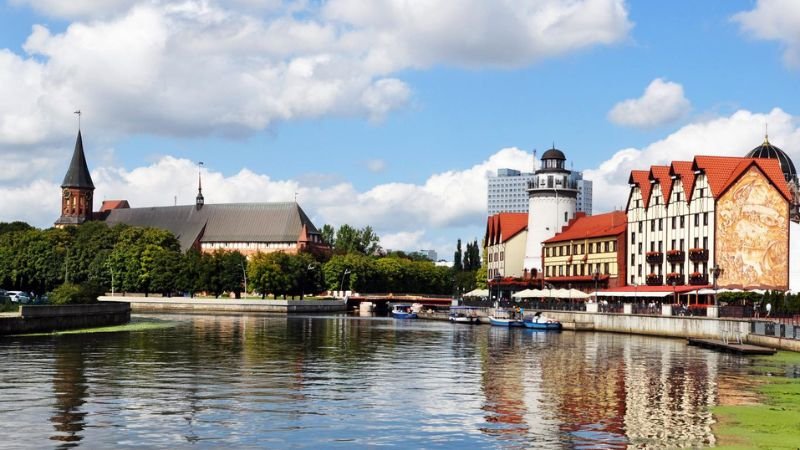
[196,161,204,209]
[61,130,95,189]
[56,127,95,227]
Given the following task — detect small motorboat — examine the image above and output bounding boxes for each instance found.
[449,306,481,324]
[488,308,524,327]
[391,304,417,319]
[523,311,562,331]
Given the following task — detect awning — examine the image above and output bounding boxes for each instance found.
[594,291,673,298]
[463,288,489,297]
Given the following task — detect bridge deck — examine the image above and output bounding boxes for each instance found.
[687,338,776,355]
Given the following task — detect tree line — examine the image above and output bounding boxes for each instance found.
[0,221,484,299]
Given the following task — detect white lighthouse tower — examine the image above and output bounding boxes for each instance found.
[524,147,579,275]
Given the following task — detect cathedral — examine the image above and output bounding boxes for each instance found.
[55,130,328,256]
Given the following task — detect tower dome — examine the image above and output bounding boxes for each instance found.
[745,137,798,184]
[541,147,566,161]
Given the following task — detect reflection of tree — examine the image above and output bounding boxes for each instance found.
[50,340,88,448]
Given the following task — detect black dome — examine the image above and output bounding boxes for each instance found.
[541,148,566,160]
[745,138,797,183]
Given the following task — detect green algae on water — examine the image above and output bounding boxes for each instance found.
[15,317,178,337]
[714,353,800,450]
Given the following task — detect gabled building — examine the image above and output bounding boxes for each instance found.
[484,212,528,279]
[627,143,792,291]
[542,211,627,291]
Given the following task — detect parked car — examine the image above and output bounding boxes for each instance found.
[6,291,32,304]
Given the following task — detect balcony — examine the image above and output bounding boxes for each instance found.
[689,272,709,285]
[666,272,685,286]
[645,251,663,264]
[646,273,663,286]
[666,249,685,263]
[688,248,709,262]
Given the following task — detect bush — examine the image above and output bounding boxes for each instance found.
[49,282,103,305]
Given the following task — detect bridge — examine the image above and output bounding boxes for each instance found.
[345,295,454,312]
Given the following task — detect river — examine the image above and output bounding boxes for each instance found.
[0,313,773,448]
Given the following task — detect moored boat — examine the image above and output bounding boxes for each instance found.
[488,308,524,327]
[449,306,481,324]
[391,304,417,319]
[523,312,562,330]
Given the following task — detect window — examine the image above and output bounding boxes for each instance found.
[699,187,705,198]
[565,245,570,256]
[638,243,642,253]
[558,265,563,276]
[671,239,676,249]
[658,218,663,231]
[672,217,676,229]
[564,212,568,223]
[658,241,663,252]
[638,222,643,233]
[631,232,636,244]
[703,236,708,249]
[680,216,685,228]
[604,241,610,252]
[489,253,493,262]
[604,262,610,274]
[676,192,681,202]
[694,214,699,227]
[650,242,655,252]
[694,237,699,248]
[631,253,635,266]
[500,252,504,261]
[703,212,708,226]
[680,239,685,251]
[631,275,636,284]
[651,220,655,232]
[638,264,642,276]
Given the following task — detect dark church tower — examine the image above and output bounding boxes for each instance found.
[55,131,95,227]
[196,164,204,210]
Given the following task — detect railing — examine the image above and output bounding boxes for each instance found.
[688,274,708,285]
[666,273,685,285]
[688,249,709,262]
[719,305,756,318]
[751,319,800,340]
[645,252,663,264]
[670,304,707,316]
[631,304,663,315]
[666,250,685,263]
[646,275,663,286]
[598,301,624,313]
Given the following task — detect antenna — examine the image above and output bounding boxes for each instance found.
[532,149,537,172]
[765,123,769,143]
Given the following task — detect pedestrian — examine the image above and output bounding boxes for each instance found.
[766,302,772,318]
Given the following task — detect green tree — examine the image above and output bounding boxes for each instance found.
[453,239,463,271]
[320,224,335,246]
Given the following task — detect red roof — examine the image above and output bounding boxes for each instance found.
[628,170,652,208]
[669,161,695,200]
[692,156,791,201]
[99,200,130,212]
[649,165,672,204]
[485,212,528,246]
[544,211,627,243]
[546,275,610,282]
[601,285,708,294]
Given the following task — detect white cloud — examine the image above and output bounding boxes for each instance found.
[365,159,387,173]
[733,0,800,68]
[0,0,632,150]
[607,78,691,128]
[587,108,800,212]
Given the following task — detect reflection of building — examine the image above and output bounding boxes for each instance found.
[542,211,627,291]
[54,130,328,255]
[626,142,791,290]
[485,213,528,278]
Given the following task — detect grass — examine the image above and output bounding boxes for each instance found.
[13,317,178,337]
[713,352,800,449]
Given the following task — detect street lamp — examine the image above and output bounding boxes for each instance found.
[340,269,351,297]
[592,269,600,303]
[709,264,722,307]
[302,264,316,299]
[671,280,677,306]
[240,260,248,299]
[493,275,502,306]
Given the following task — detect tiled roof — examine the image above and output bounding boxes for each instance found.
[649,165,672,203]
[628,170,652,208]
[669,161,695,200]
[693,156,792,201]
[103,202,321,251]
[100,200,130,212]
[543,211,627,243]
[485,213,527,246]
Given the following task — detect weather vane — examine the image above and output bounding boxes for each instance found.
[74,110,81,130]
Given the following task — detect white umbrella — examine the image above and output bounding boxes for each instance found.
[512,289,536,298]
[551,289,572,299]
[464,288,489,297]
[566,288,590,300]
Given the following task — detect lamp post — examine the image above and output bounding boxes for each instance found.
[240,260,248,299]
[709,264,722,307]
[592,269,600,303]
[671,280,677,306]
[493,275,502,306]
[302,264,316,300]
[340,269,351,297]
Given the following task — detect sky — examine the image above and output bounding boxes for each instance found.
[1,0,800,260]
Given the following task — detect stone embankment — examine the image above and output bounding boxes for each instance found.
[99,296,347,313]
[0,302,131,335]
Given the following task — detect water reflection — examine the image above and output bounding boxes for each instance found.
[0,314,783,449]
[50,340,88,447]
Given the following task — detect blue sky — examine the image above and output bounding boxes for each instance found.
[1,0,799,258]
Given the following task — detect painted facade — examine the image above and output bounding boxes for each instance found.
[716,167,789,289]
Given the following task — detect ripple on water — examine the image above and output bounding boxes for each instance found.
[0,314,779,449]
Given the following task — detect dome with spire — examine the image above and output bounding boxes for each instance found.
[541,147,566,161]
[745,136,798,184]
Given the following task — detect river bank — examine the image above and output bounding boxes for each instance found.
[99,295,347,313]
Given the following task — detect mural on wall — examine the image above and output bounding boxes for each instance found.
[716,167,789,289]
